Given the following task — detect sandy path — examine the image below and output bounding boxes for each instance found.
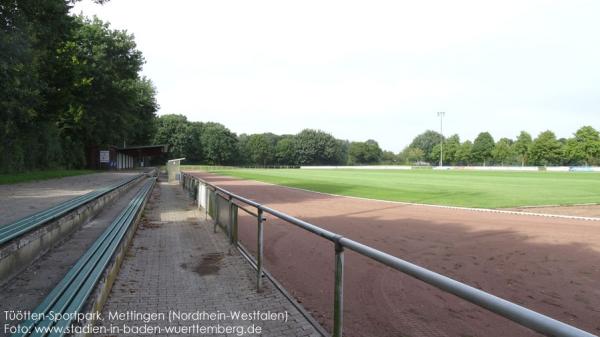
[188,172,600,337]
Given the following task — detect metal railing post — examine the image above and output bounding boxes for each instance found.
[333,241,344,337]
[231,204,238,245]
[213,191,219,233]
[257,209,264,292]
[204,184,208,220]
[228,195,233,243]
[197,180,201,209]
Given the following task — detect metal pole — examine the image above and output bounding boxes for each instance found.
[228,195,233,243]
[213,192,219,233]
[204,184,208,220]
[197,180,201,209]
[257,209,264,292]
[437,111,445,167]
[333,242,344,337]
[232,204,238,245]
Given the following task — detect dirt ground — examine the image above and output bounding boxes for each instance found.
[188,171,600,337]
[0,171,139,225]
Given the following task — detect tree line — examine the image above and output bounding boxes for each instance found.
[1,1,157,173]
[4,3,598,172]
[401,127,600,167]
[152,115,357,166]
[155,114,600,167]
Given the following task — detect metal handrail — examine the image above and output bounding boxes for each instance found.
[181,173,596,337]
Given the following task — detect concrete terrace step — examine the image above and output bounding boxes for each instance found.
[0,178,152,336]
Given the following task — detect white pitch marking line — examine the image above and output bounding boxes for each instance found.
[186,171,600,222]
[238,179,600,222]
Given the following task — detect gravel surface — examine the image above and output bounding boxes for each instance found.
[0,171,140,225]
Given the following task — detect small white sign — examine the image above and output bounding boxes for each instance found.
[99,150,110,163]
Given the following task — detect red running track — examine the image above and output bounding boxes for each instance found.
[188,172,600,337]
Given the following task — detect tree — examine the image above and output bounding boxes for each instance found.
[444,134,461,165]
[152,115,193,159]
[294,129,346,165]
[529,131,563,166]
[349,139,383,164]
[364,139,383,163]
[492,138,515,166]
[57,16,158,158]
[337,139,350,165]
[430,134,460,165]
[429,144,444,165]
[400,147,425,164]
[0,0,76,171]
[201,123,238,164]
[564,126,600,165]
[409,130,444,164]
[0,6,157,172]
[186,122,204,163]
[349,142,367,164]
[275,135,297,165]
[381,151,399,164]
[236,134,251,165]
[246,134,276,166]
[514,131,532,166]
[455,141,473,165]
[471,132,495,165]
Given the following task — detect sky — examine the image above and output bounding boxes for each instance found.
[72,0,600,152]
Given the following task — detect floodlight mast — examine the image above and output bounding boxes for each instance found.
[437,111,445,167]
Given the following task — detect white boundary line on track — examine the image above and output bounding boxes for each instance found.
[284,186,600,222]
[187,171,600,222]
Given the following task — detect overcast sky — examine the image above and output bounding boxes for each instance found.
[72,1,599,152]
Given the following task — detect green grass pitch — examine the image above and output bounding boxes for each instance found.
[194,167,600,208]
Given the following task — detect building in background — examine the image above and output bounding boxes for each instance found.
[87,144,170,170]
